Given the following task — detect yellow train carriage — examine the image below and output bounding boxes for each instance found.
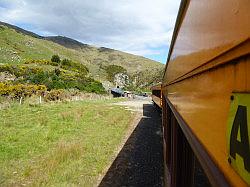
[151,84,162,109]
[162,0,250,186]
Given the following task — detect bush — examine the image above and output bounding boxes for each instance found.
[0,62,105,94]
[25,72,64,90]
[0,83,47,98]
[76,77,105,94]
[0,64,44,78]
[25,57,89,76]
[60,59,89,75]
[44,89,64,101]
[25,59,58,66]
[84,81,106,94]
[61,59,71,66]
[51,55,61,63]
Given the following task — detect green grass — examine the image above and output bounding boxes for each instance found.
[0,99,135,186]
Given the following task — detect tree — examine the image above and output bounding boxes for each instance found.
[51,55,61,63]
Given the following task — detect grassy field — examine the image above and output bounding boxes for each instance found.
[0,99,134,186]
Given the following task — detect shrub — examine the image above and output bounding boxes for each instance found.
[61,59,71,66]
[25,59,58,66]
[84,81,106,94]
[60,59,89,75]
[76,77,105,94]
[0,83,47,98]
[60,70,77,81]
[26,72,64,91]
[25,57,89,76]
[44,89,64,101]
[51,55,61,63]
[24,71,49,84]
[0,63,105,94]
[0,64,44,78]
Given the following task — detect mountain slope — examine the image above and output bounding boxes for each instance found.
[0,21,42,39]
[0,22,164,88]
[45,36,94,50]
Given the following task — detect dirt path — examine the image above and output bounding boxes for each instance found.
[98,98,164,187]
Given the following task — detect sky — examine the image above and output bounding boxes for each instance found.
[0,0,181,64]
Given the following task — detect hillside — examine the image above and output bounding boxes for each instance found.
[0,22,164,90]
[45,36,94,51]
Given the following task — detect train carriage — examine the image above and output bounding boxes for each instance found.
[160,0,250,186]
[151,84,162,109]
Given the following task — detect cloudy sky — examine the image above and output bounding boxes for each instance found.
[0,0,181,63]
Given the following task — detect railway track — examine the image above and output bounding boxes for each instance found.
[99,100,164,187]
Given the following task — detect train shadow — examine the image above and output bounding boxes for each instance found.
[99,104,163,187]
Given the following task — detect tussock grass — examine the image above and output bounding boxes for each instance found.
[0,99,134,186]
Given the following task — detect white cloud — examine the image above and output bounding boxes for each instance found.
[0,0,180,58]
